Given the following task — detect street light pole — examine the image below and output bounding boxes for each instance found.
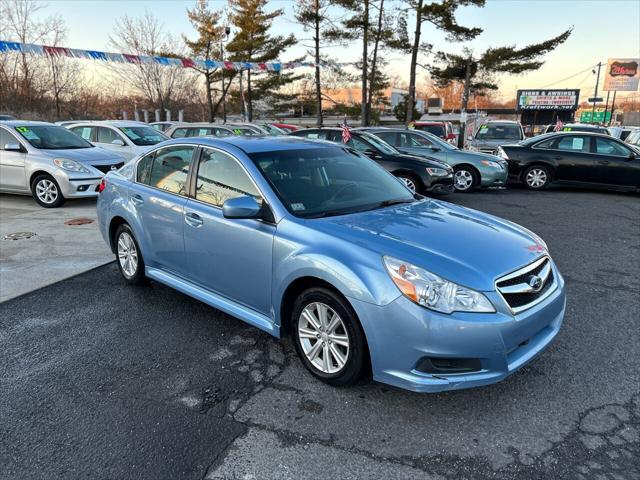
[221,26,230,123]
[591,61,602,123]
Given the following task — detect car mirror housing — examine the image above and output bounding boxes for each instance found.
[3,143,23,152]
[111,139,125,146]
[222,196,262,219]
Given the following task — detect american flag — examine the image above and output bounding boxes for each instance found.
[341,116,352,143]
[553,117,564,132]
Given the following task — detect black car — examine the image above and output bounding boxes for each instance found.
[543,123,610,135]
[499,132,640,191]
[288,128,454,194]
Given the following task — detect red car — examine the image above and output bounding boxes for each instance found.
[410,121,457,144]
[271,123,300,133]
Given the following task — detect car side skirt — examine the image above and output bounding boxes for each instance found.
[145,267,278,337]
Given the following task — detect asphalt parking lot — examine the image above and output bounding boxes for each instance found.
[1,187,639,480]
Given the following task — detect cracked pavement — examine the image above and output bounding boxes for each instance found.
[1,187,638,479]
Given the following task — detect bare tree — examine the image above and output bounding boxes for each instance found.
[108,11,194,114]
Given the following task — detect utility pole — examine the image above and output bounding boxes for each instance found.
[591,61,602,122]
[458,55,472,149]
[609,91,617,126]
[221,26,231,123]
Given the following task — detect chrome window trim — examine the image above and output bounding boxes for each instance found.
[495,255,558,315]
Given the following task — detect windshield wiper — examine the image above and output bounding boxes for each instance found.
[376,198,415,208]
[305,210,349,219]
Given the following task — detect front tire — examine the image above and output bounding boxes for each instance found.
[396,173,420,193]
[292,288,367,386]
[453,166,479,192]
[523,165,551,190]
[31,173,65,208]
[115,224,147,285]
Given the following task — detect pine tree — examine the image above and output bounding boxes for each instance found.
[183,0,227,122]
[392,0,485,125]
[295,0,333,126]
[226,0,297,121]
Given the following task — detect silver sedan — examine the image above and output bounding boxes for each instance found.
[0,121,126,208]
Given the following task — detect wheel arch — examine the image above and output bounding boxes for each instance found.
[28,170,55,190]
[108,215,129,253]
[454,163,481,180]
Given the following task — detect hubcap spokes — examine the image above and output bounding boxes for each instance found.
[401,177,416,191]
[36,179,58,203]
[527,169,547,188]
[117,232,138,278]
[454,170,473,190]
[298,302,349,374]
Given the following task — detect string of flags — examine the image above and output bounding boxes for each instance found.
[0,40,345,72]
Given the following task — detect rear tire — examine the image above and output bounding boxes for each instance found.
[292,288,367,386]
[31,173,65,208]
[453,166,479,192]
[523,165,551,190]
[114,224,147,285]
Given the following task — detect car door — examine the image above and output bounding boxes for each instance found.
[133,144,196,275]
[547,135,596,183]
[0,127,28,191]
[591,136,640,187]
[95,127,132,159]
[183,146,275,315]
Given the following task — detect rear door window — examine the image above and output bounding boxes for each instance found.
[556,136,589,153]
[144,145,195,195]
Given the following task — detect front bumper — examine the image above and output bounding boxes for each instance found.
[348,266,566,393]
[52,169,103,198]
[423,174,454,195]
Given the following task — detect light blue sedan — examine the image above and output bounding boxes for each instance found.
[97,136,565,392]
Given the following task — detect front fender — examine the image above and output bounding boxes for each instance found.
[272,219,401,327]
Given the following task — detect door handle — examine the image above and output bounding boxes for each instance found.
[598,160,610,165]
[184,212,203,227]
[552,156,562,161]
[130,194,144,206]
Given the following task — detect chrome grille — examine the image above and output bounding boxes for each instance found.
[496,256,556,314]
[479,148,498,155]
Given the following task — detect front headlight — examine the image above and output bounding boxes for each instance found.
[426,167,449,176]
[496,146,509,160]
[53,158,91,173]
[481,160,500,168]
[383,256,495,314]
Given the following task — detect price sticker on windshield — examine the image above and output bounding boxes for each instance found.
[16,127,39,140]
[291,203,305,211]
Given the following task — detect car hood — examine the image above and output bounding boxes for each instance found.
[311,199,546,291]
[41,146,125,163]
[395,152,450,169]
[452,149,503,162]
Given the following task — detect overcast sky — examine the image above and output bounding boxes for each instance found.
[27,0,640,102]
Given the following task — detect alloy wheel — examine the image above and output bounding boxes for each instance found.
[117,232,139,278]
[399,176,417,192]
[298,302,350,374]
[526,168,547,188]
[454,170,474,191]
[35,179,59,204]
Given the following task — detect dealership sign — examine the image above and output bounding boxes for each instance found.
[516,89,580,111]
[603,58,640,91]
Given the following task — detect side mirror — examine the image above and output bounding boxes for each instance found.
[111,139,125,146]
[3,143,23,152]
[222,196,262,219]
[627,152,636,161]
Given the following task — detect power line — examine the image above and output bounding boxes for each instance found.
[540,63,602,89]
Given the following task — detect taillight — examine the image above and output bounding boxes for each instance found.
[98,179,107,193]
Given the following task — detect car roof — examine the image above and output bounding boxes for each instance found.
[0,120,56,127]
[161,135,345,154]
[68,120,148,127]
[169,123,232,128]
[482,120,521,124]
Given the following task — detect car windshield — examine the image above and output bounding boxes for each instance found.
[249,147,415,218]
[118,126,168,146]
[14,125,93,149]
[359,132,399,155]
[476,124,522,140]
